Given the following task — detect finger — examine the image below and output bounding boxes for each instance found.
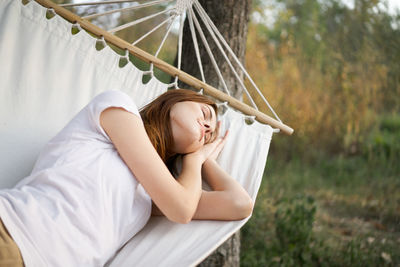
[216,129,229,145]
[212,139,227,158]
[223,129,229,139]
[215,121,221,138]
[208,137,222,148]
[218,136,228,149]
[209,135,225,149]
[215,133,228,150]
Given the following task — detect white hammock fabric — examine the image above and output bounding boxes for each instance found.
[0,0,273,266]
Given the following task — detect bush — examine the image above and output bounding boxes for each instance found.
[274,194,318,266]
[362,114,400,173]
[241,194,321,267]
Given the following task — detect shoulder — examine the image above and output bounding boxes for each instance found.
[90,90,140,118]
[94,90,131,99]
[93,90,135,106]
[86,90,142,142]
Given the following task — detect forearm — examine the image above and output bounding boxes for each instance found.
[174,154,203,214]
[201,159,246,193]
[153,159,254,220]
[201,159,254,216]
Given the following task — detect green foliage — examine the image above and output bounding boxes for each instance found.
[246,0,400,160]
[245,1,400,266]
[275,195,316,249]
[362,114,400,166]
[274,195,318,266]
[243,10,400,252]
[241,152,400,266]
[241,194,321,267]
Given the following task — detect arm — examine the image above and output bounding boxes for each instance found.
[101,107,203,224]
[195,159,254,220]
[152,159,254,221]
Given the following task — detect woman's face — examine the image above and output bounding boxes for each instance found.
[170,101,217,154]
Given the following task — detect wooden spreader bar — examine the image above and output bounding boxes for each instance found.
[34,0,294,135]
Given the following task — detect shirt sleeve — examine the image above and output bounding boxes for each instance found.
[88,90,141,142]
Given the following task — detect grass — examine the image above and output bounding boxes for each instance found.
[240,148,400,266]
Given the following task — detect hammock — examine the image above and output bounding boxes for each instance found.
[0,0,290,266]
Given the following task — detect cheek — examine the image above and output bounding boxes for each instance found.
[172,115,197,138]
[171,120,202,153]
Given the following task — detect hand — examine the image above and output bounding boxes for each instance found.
[188,121,229,163]
[206,126,229,162]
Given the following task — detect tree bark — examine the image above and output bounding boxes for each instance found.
[178,0,251,101]
[177,0,251,266]
[197,231,241,267]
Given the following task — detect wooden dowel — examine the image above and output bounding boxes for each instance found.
[34,0,294,135]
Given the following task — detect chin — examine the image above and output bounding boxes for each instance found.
[177,142,202,154]
[173,132,203,154]
[179,146,197,154]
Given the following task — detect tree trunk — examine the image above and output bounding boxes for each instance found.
[178,0,251,101]
[177,0,251,265]
[197,231,241,267]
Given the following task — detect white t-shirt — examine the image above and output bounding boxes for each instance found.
[0,90,152,266]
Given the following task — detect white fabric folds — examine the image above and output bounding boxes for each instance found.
[0,0,273,266]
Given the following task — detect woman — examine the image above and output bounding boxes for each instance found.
[0,89,254,266]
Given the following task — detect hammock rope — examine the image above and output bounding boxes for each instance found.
[176,13,184,70]
[60,0,152,7]
[194,1,284,123]
[72,21,83,32]
[192,2,258,109]
[141,16,176,80]
[65,0,281,123]
[189,7,231,96]
[32,0,294,134]
[0,0,280,265]
[108,8,174,33]
[154,16,176,58]
[82,0,172,20]
[187,9,205,83]
[132,14,177,46]
[74,0,285,127]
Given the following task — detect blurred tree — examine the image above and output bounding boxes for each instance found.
[178,0,252,266]
[179,0,251,100]
[246,0,400,157]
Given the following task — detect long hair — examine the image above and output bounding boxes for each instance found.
[139,89,218,165]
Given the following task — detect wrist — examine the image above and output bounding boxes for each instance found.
[183,153,203,165]
[203,158,217,167]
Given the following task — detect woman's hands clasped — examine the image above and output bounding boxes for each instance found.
[189,121,229,164]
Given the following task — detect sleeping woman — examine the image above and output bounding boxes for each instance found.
[0,89,254,266]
